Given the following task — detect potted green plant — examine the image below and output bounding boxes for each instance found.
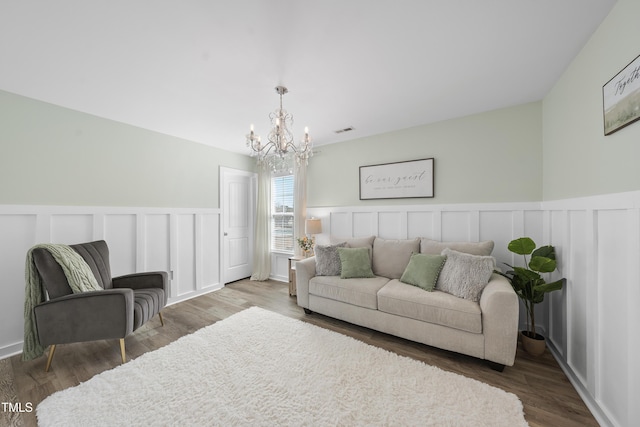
[497,237,566,356]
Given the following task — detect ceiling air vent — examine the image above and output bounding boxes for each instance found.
[334,127,355,134]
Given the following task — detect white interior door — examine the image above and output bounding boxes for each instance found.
[220,167,256,284]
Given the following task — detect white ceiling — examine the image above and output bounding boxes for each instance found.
[0,0,617,154]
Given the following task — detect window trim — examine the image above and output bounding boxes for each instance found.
[270,173,295,253]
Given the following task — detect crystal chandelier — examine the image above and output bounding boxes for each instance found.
[246,86,312,168]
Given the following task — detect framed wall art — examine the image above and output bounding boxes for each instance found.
[603,52,640,135]
[359,158,434,200]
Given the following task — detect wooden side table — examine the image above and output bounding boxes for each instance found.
[288,256,304,297]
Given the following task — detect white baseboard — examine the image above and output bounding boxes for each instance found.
[546,340,613,427]
[167,283,224,306]
[0,342,24,361]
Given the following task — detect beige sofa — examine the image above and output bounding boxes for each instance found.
[295,236,519,371]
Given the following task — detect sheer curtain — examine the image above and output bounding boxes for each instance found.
[294,159,308,258]
[250,162,271,281]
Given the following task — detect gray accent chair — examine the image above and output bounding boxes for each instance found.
[31,240,168,371]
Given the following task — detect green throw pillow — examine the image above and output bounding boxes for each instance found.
[400,253,447,291]
[337,247,375,279]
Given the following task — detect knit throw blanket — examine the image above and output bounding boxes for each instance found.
[23,244,103,361]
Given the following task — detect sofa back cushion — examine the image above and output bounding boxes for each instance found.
[331,235,375,250]
[372,238,420,279]
[420,239,494,256]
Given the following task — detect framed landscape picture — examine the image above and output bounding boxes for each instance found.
[359,158,434,200]
[603,53,640,135]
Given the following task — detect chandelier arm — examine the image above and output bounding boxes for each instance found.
[263,143,277,157]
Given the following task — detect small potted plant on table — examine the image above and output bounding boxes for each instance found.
[297,236,315,257]
[498,237,566,356]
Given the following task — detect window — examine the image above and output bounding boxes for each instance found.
[271,174,294,252]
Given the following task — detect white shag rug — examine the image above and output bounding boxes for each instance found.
[37,307,528,427]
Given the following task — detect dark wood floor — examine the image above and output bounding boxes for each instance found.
[1,279,597,427]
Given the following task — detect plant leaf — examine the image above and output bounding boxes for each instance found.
[532,291,546,304]
[534,278,564,294]
[508,237,536,255]
[532,245,556,261]
[529,256,557,273]
[512,266,541,281]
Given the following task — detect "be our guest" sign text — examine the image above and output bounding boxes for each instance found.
[359,158,434,200]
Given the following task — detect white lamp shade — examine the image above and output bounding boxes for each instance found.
[305,218,322,235]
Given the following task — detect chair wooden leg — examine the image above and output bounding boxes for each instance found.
[45,345,56,372]
[119,339,126,364]
[158,312,165,326]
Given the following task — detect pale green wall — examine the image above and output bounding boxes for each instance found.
[543,0,640,201]
[308,101,542,207]
[0,90,255,208]
[9,0,633,212]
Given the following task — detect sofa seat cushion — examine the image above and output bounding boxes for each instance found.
[377,280,482,334]
[309,276,390,309]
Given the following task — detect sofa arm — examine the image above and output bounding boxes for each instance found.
[34,288,135,346]
[479,273,519,366]
[295,257,317,308]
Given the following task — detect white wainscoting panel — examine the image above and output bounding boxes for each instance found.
[479,210,515,263]
[567,210,589,384]
[309,202,541,267]
[407,211,434,239]
[310,194,640,427]
[328,212,350,239]
[353,211,375,237]
[597,210,629,425]
[270,252,290,283]
[441,211,472,242]
[200,214,221,289]
[523,210,544,241]
[627,208,640,427]
[143,214,171,273]
[548,210,567,358]
[0,214,37,356]
[50,214,93,243]
[104,214,137,277]
[378,211,404,239]
[543,191,640,427]
[175,214,196,297]
[0,205,222,360]
[4,192,638,426]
